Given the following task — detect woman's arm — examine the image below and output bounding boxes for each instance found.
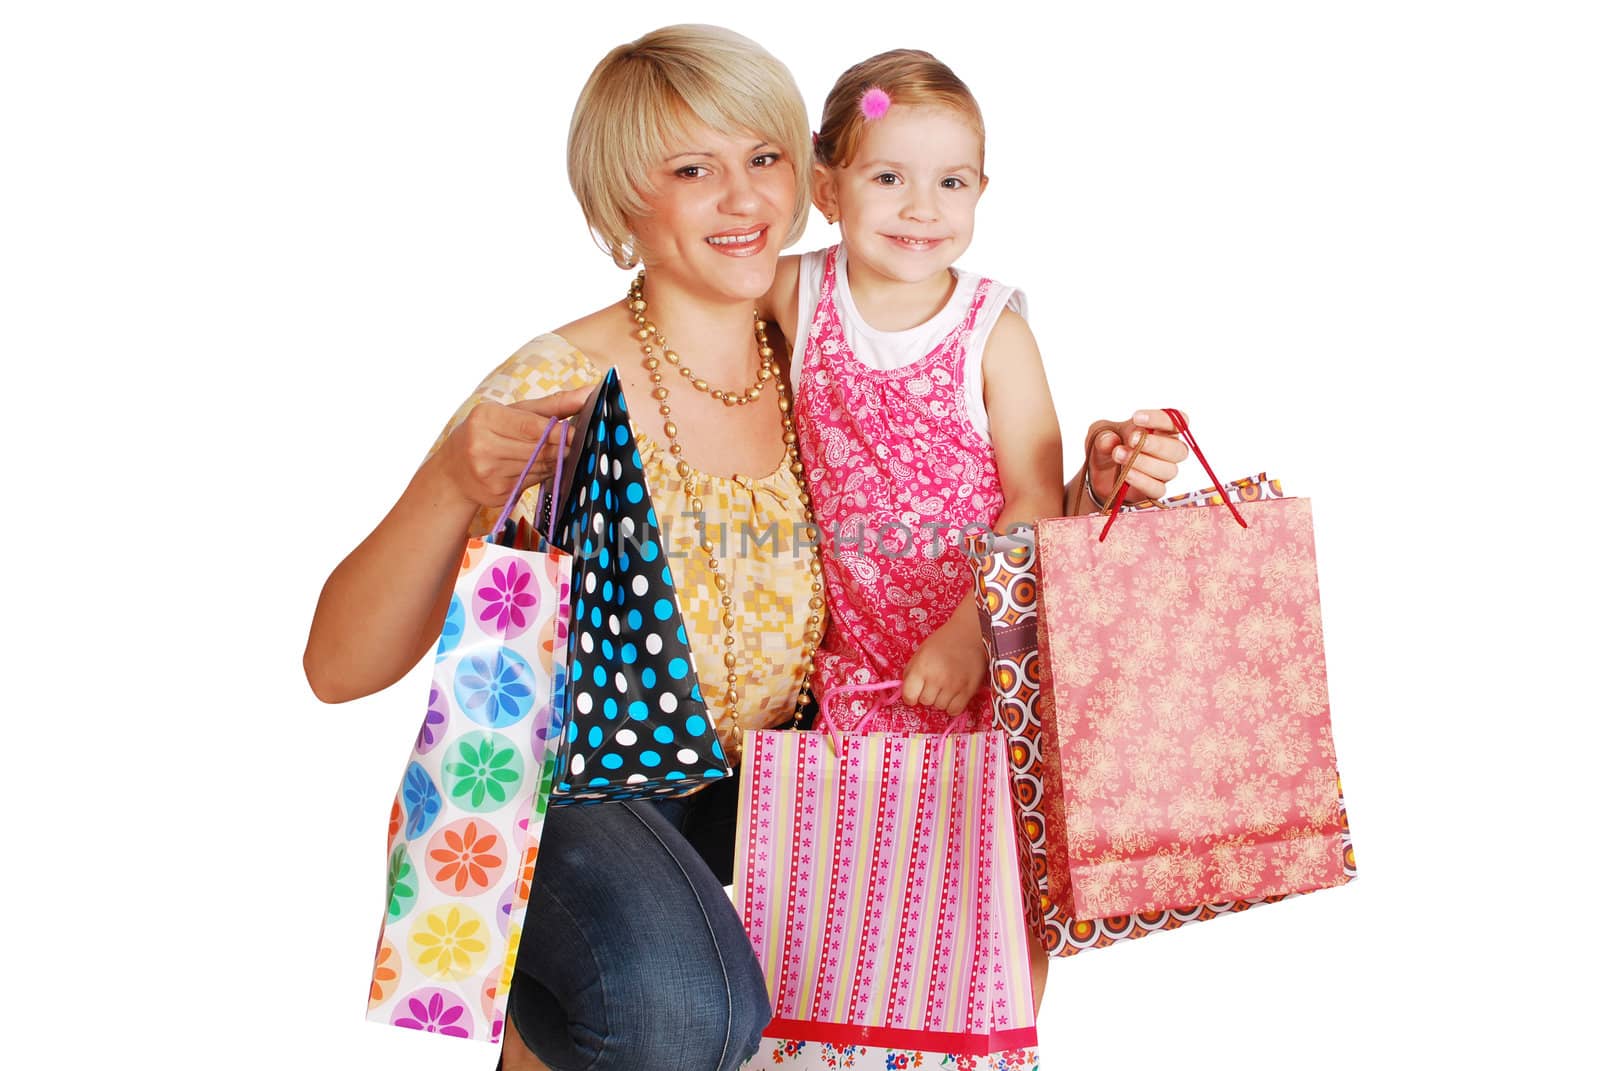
[303,390,588,704]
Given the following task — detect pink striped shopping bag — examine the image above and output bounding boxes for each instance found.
[735,684,1040,1070]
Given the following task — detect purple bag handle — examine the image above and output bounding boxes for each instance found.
[488,417,567,546]
[817,680,976,754]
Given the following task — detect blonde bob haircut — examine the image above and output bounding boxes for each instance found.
[568,25,812,269]
[815,49,985,173]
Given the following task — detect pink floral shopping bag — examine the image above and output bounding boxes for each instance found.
[1033,413,1355,920]
[970,474,1353,954]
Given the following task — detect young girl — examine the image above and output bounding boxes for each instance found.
[764,50,1184,730]
[761,49,1189,1009]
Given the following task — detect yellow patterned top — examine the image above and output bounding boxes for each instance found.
[429,333,818,764]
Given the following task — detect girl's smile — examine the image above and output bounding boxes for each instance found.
[882,234,948,251]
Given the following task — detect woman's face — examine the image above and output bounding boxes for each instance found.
[628,119,796,305]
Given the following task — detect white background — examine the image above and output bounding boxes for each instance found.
[4,2,1597,1068]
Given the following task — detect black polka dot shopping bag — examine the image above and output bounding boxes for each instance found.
[542,367,731,803]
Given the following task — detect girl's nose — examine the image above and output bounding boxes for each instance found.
[901,185,938,223]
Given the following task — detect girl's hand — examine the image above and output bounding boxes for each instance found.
[434,388,592,509]
[1082,410,1191,507]
[902,614,988,716]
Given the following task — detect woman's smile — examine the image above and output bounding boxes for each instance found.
[707,225,769,254]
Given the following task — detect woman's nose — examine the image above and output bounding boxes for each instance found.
[720,168,760,215]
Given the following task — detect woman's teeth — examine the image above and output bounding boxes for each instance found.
[708,230,762,246]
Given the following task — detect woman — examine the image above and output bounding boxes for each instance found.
[307,25,817,1071]
[305,24,1185,1071]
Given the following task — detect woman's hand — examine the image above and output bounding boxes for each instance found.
[902,605,988,716]
[434,388,593,510]
[1076,410,1191,511]
[305,385,592,704]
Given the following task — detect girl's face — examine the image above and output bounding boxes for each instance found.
[815,105,986,288]
[628,119,796,305]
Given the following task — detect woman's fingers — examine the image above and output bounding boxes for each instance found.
[443,393,595,507]
[477,387,592,451]
[484,427,563,491]
[494,403,567,445]
[509,386,594,420]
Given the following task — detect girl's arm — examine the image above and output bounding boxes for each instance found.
[902,310,1063,714]
[303,389,588,704]
[760,254,803,344]
[980,310,1067,533]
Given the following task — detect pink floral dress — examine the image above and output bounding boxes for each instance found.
[796,246,1009,732]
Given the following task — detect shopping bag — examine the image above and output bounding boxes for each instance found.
[736,683,1039,1071]
[1035,412,1355,920]
[366,419,573,1043]
[969,475,1353,955]
[544,367,730,803]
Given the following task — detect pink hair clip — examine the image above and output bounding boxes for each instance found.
[859,87,891,120]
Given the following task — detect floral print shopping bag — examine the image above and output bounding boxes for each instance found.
[970,475,1354,954]
[1033,415,1356,920]
[365,420,573,1044]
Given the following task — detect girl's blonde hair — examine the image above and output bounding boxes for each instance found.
[814,49,985,172]
[568,24,812,268]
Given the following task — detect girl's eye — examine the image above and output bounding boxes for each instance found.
[872,173,901,186]
[751,152,781,168]
[941,176,967,189]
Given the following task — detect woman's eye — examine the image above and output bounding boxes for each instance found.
[676,165,708,179]
[751,152,781,168]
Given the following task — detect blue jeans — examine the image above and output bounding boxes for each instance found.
[506,776,771,1071]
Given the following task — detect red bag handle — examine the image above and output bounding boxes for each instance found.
[1098,408,1248,542]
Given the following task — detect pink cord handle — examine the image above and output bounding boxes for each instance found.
[817,681,902,736]
[817,680,979,753]
[489,417,567,546]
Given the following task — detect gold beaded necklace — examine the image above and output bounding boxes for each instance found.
[626,271,825,763]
